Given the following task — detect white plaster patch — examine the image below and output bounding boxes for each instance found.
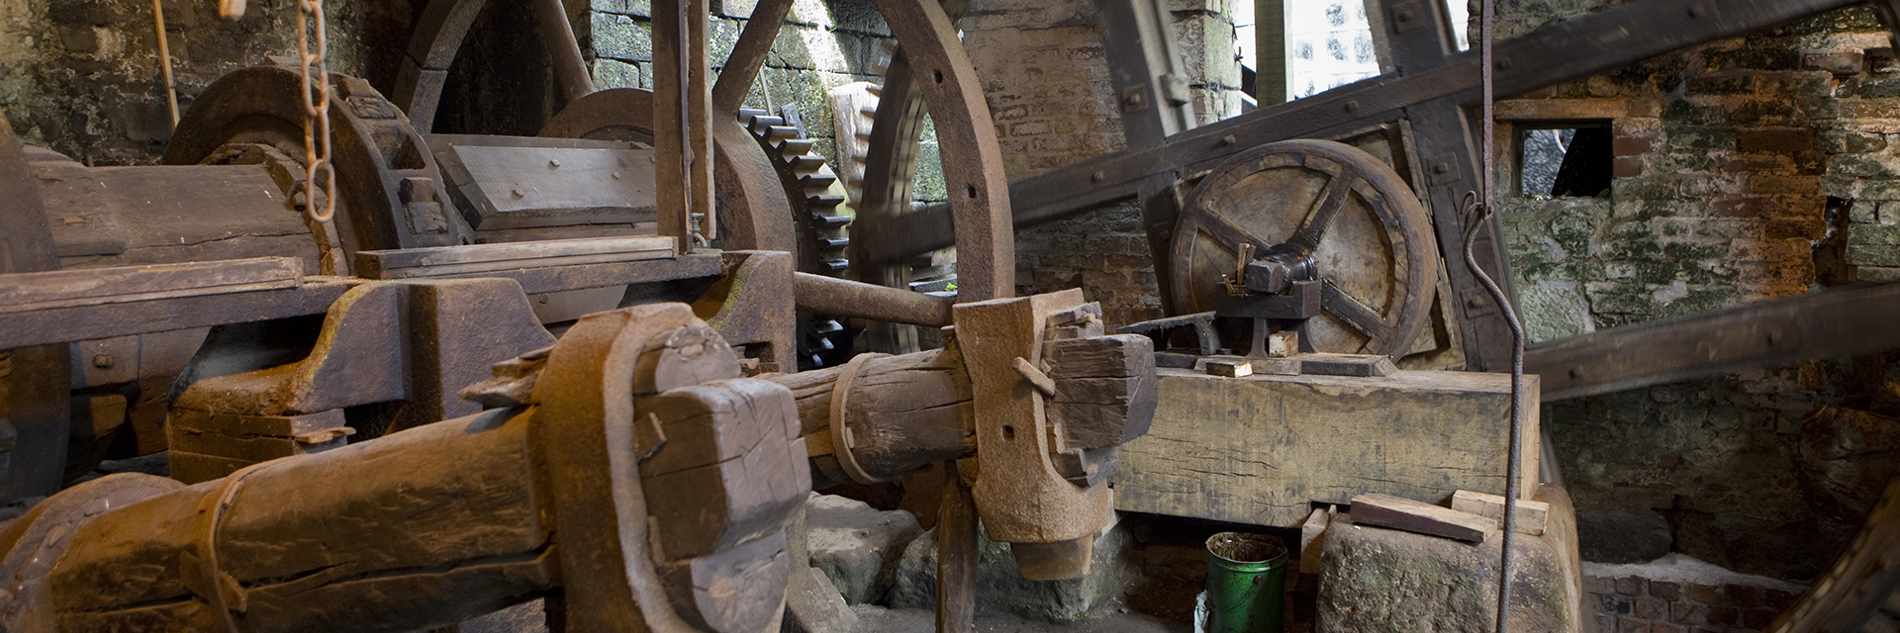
[1583,554,1807,593]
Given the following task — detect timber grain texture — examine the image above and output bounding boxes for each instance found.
[1114,367,1539,527]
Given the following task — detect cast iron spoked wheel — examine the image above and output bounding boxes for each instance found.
[1768,474,1900,632]
[1169,139,1439,357]
[0,111,75,502]
[162,64,470,271]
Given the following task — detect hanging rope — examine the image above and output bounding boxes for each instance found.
[1457,0,1528,630]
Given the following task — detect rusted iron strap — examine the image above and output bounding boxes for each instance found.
[1527,282,1900,400]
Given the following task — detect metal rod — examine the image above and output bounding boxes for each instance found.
[530,0,598,105]
[151,0,180,126]
[792,272,953,326]
[1467,0,1529,629]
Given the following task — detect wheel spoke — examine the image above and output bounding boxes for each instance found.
[711,0,794,112]
[1289,169,1357,250]
[1322,280,1392,343]
[1196,207,1273,254]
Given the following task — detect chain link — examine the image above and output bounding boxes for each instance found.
[296,0,336,224]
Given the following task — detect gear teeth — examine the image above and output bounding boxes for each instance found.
[766,125,802,142]
[802,175,841,193]
[748,116,786,135]
[778,138,817,155]
[738,104,856,369]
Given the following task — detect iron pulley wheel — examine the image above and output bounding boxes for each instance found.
[1169,139,1439,357]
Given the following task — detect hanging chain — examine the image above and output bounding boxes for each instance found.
[295,0,336,224]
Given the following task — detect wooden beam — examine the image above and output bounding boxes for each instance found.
[0,257,301,313]
[1116,367,1539,527]
[1527,282,1900,400]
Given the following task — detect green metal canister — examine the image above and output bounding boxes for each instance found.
[1203,532,1288,633]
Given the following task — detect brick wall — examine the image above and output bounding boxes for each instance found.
[1584,571,1802,633]
[1492,4,1900,583]
[968,0,1246,326]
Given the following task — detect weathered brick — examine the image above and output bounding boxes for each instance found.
[1615,157,1646,178]
[1687,584,1722,604]
[1863,180,1900,200]
[1687,75,1758,95]
[1649,581,1682,601]
[1650,624,1683,633]
[1714,197,1773,218]
[1847,244,1900,266]
[1634,597,1668,620]
[1616,576,1648,597]
[1751,174,1821,193]
[1805,51,1865,74]
[1618,617,1651,633]
[1670,603,1709,625]
[1737,128,1813,154]
[1614,136,1654,156]
[1857,266,1900,282]
[1599,593,1634,615]
[1708,605,1741,626]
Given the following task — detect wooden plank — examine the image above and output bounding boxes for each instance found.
[1350,493,1493,543]
[1114,368,1539,527]
[353,235,676,278]
[429,253,725,295]
[1451,490,1549,536]
[0,257,301,313]
[0,279,355,349]
[436,143,657,230]
[1296,353,1398,377]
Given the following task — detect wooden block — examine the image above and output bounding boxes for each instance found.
[1206,358,1252,377]
[1349,493,1493,543]
[1451,490,1550,536]
[1266,330,1298,357]
[1115,368,1540,527]
[1295,353,1397,377]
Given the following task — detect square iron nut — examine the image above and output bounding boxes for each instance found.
[638,378,810,560]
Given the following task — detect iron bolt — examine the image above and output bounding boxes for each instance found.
[549,160,561,168]
[92,354,113,369]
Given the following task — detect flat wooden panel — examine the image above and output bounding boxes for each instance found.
[1113,367,1539,527]
[0,257,301,313]
[437,143,657,230]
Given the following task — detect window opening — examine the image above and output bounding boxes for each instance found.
[1284,1,1379,100]
[1519,124,1612,198]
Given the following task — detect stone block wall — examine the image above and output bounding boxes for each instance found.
[0,0,414,164]
[969,0,1246,326]
[590,0,893,183]
[1490,2,1900,585]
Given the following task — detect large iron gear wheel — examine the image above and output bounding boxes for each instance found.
[540,89,855,368]
[1169,139,1440,358]
[736,107,856,368]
